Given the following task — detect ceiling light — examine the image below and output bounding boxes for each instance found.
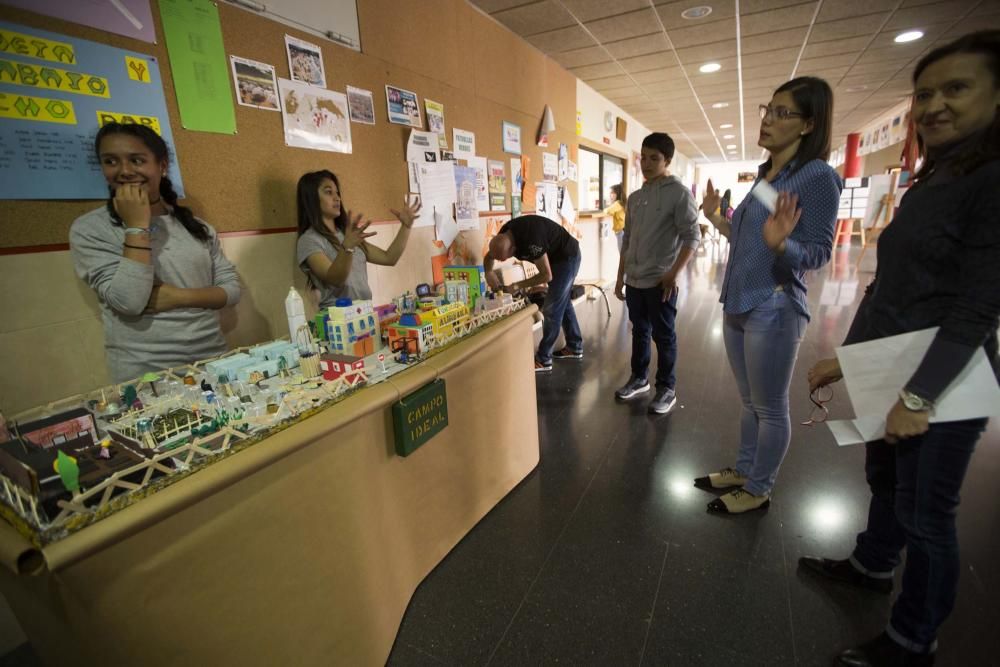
[681,6,713,19]
[711,102,729,109]
[894,30,924,43]
[720,123,733,129]
[723,134,735,139]
[726,144,737,149]
[699,62,722,73]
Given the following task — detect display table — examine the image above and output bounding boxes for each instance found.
[0,307,540,666]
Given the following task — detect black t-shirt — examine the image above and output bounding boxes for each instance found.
[497,215,579,263]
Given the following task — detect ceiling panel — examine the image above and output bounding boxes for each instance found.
[603,33,672,59]
[884,1,980,30]
[551,46,610,69]
[741,27,809,54]
[741,47,802,69]
[630,67,687,85]
[740,4,819,36]
[524,25,597,52]
[739,0,815,14]
[662,20,737,48]
[492,1,575,36]
[654,0,737,27]
[673,40,739,63]
[616,51,676,74]
[570,61,625,80]
[801,35,874,59]
[817,0,902,22]
[810,14,890,42]
[560,0,651,23]
[584,8,662,42]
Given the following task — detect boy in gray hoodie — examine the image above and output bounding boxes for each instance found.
[614,132,701,414]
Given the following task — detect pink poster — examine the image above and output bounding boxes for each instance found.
[5,0,156,43]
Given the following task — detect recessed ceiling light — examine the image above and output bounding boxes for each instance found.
[726,144,737,149]
[894,30,924,43]
[723,134,735,139]
[720,123,733,129]
[681,6,713,20]
[700,62,722,73]
[711,102,729,109]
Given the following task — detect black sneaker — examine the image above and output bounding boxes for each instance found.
[552,348,583,360]
[648,388,677,414]
[534,360,552,373]
[615,376,650,400]
[798,557,893,594]
[837,632,935,666]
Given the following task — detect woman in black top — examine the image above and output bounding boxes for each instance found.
[801,30,1000,666]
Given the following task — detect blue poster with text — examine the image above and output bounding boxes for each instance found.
[0,21,183,199]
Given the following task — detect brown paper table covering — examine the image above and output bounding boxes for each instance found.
[0,306,540,666]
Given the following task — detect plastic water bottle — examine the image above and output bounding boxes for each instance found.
[285,287,307,351]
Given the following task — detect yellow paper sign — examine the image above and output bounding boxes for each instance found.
[96,110,161,135]
[0,58,109,98]
[0,29,76,65]
[0,92,77,124]
[125,56,151,83]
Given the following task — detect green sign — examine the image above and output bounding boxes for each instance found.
[392,379,448,457]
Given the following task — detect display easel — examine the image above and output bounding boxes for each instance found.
[856,192,895,269]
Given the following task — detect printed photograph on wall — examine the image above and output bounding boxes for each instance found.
[346,85,375,124]
[737,171,756,183]
[425,99,446,148]
[278,78,352,153]
[230,56,279,111]
[284,35,326,88]
[386,85,421,127]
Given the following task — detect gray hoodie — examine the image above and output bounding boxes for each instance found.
[621,175,701,289]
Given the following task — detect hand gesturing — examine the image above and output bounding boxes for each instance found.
[762,191,802,252]
[343,210,377,250]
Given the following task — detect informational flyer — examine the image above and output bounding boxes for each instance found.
[468,156,489,212]
[386,84,421,127]
[542,152,557,182]
[453,128,475,159]
[0,21,183,199]
[558,143,568,181]
[510,158,523,198]
[346,85,375,124]
[424,99,446,148]
[158,0,235,134]
[535,181,559,222]
[284,35,326,88]
[230,56,279,111]
[488,159,506,211]
[502,120,521,155]
[278,78,351,153]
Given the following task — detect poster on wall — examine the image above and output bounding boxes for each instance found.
[346,85,375,124]
[557,143,568,181]
[159,0,235,134]
[284,35,326,88]
[737,171,756,183]
[510,158,523,199]
[468,156,489,212]
[453,128,475,159]
[425,99,447,148]
[278,78,352,153]
[454,165,478,231]
[0,21,183,199]
[385,84,421,127]
[488,159,506,211]
[542,152,557,182]
[230,56,279,111]
[534,181,559,223]
[502,120,521,155]
[2,0,156,44]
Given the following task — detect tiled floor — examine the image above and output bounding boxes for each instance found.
[2,245,997,666]
[386,244,999,666]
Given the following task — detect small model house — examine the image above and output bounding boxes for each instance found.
[319,353,366,383]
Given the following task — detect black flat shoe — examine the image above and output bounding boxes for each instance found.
[798,557,892,594]
[837,632,935,666]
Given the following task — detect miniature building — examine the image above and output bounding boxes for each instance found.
[419,302,471,340]
[248,341,301,370]
[474,291,515,314]
[319,353,366,383]
[443,266,488,308]
[445,280,470,306]
[326,299,378,357]
[374,303,399,343]
[386,313,434,356]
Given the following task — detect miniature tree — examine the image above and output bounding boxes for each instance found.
[141,372,161,397]
[54,450,80,495]
[122,384,139,409]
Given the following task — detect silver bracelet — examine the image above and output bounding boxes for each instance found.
[124,226,151,236]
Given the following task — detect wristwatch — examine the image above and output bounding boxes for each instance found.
[899,389,934,412]
[343,245,356,254]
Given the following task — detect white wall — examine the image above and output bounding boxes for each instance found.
[694,160,762,213]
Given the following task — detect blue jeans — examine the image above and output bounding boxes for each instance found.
[536,253,582,364]
[625,285,678,391]
[723,290,806,496]
[850,419,987,653]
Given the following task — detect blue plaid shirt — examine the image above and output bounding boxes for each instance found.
[720,158,842,321]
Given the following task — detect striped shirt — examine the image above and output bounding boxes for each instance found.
[720,158,841,320]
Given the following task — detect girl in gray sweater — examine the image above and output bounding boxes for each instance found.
[70,123,241,383]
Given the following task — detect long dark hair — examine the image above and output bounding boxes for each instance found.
[771,76,833,172]
[610,183,627,207]
[912,30,1000,183]
[296,170,349,246]
[95,122,209,242]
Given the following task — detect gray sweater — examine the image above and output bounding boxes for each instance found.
[621,175,701,289]
[70,206,241,383]
[296,227,372,307]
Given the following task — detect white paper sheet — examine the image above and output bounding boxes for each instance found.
[542,152,557,182]
[535,181,559,222]
[750,179,778,213]
[434,210,459,249]
[453,128,475,159]
[414,162,457,228]
[558,187,576,226]
[510,158,523,198]
[828,328,1000,446]
[453,165,479,231]
[406,130,439,163]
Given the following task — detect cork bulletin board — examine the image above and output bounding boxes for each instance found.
[0,0,579,250]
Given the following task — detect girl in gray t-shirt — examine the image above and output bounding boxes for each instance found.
[70,122,241,384]
[295,170,420,308]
